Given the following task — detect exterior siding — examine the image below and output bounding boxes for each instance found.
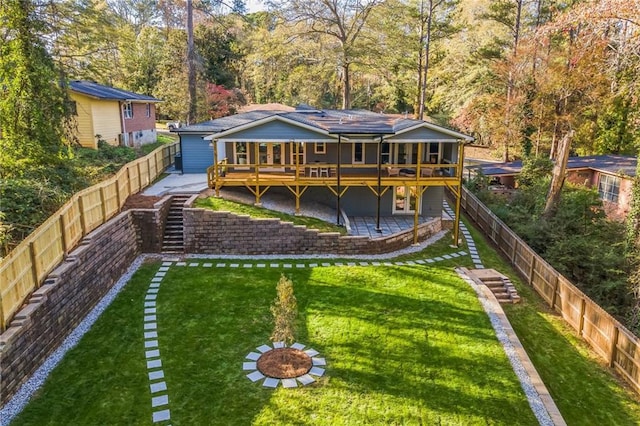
[221,120,331,140]
[389,127,460,141]
[92,100,122,146]
[121,102,158,147]
[70,93,96,148]
[182,134,213,173]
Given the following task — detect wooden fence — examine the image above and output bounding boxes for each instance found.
[0,143,179,331]
[460,187,640,395]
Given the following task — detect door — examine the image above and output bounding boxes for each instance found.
[394,143,416,166]
[393,186,421,214]
[258,143,284,171]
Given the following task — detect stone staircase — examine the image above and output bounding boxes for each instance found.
[162,194,191,253]
[467,269,521,304]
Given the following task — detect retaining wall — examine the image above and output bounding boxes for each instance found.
[183,207,449,255]
[0,212,140,404]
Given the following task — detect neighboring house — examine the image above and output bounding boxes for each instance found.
[173,105,473,239]
[474,155,637,220]
[68,80,161,148]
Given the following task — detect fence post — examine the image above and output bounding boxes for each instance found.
[29,241,40,288]
[578,298,587,336]
[99,186,107,222]
[115,176,122,208]
[127,165,133,195]
[609,326,620,368]
[78,195,88,235]
[528,254,536,285]
[59,215,68,255]
[550,274,559,310]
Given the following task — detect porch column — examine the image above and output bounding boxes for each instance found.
[453,140,465,247]
[213,139,219,197]
[336,135,342,225]
[294,140,301,215]
[254,141,261,206]
[375,136,382,232]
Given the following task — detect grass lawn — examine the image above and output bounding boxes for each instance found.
[463,216,640,426]
[195,197,347,235]
[11,260,537,425]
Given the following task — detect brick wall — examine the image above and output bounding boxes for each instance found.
[0,212,140,404]
[130,196,173,252]
[183,208,448,255]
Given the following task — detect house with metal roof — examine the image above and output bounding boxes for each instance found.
[174,106,473,243]
[473,155,637,220]
[68,81,161,148]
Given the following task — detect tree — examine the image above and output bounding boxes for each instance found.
[267,0,383,109]
[0,1,75,177]
[205,83,245,118]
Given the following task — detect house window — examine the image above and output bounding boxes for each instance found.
[314,142,326,154]
[234,142,248,166]
[290,142,305,165]
[352,142,364,164]
[123,102,133,119]
[146,103,151,117]
[598,174,620,203]
[69,100,78,116]
[381,142,390,164]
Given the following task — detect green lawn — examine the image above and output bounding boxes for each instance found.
[194,196,347,235]
[463,216,640,426]
[12,260,537,425]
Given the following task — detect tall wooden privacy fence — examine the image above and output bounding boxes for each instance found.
[459,187,640,395]
[0,143,179,331]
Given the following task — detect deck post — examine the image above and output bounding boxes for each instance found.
[213,139,219,196]
[412,142,424,244]
[376,136,382,232]
[336,135,342,225]
[453,141,465,247]
[294,140,300,214]
[254,142,261,206]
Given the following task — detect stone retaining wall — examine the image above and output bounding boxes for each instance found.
[130,196,172,253]
[0,212,140,404]
[183,207,449,255]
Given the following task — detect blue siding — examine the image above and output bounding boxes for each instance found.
[182,134,214,173]
[389,127,458,141]
[224,120,330,140]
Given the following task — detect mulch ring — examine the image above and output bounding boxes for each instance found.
[257,348,312,379]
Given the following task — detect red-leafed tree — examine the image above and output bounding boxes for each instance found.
[205,83,245,118]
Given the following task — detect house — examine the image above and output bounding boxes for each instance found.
[173,105,474,242]
[68,81,161,148]
[473,155,637,220]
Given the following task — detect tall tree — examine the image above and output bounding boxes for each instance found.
[187,0,197,124]
[267,0,383,109]
[0,1,75,177]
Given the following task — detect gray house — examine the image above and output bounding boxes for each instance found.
[173,106,473,241]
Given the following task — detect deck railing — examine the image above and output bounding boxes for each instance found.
[459,186,640,395]
[0,142,179,331]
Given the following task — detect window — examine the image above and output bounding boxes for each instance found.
[69,100,78,116]
[381,142,390,164]
[123,102,133,119]
[314,142,326,154]
[290,142,305,165]
[598,174,620,203]
[145,103,151,117]
[352,142,364,164]
[235,142,248,167]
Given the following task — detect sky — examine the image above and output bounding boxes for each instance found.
[246,0,266,13]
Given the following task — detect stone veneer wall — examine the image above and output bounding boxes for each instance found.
[183,207,450,255]
[0,212,140,404]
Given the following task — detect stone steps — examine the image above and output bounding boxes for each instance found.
[161,195,191,253]
[466,269,521,304]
